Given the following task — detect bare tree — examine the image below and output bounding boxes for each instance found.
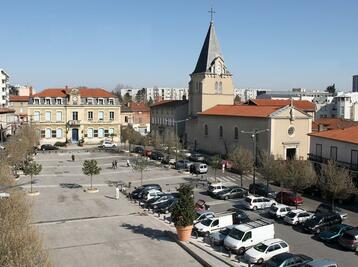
[320,160,357,209]
[229,147,253,187]
[131,156,149,185]
[210,154,222,182]
[285,160,316,209]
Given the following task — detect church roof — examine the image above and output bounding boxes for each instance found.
[198,104,279,118]
[248,99,316,112]
[193,22,224,74]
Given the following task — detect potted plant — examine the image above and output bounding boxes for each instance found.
[170,184,196,241]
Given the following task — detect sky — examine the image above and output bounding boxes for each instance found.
[1,0,358,92]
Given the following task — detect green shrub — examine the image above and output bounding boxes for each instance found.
[170,184,196,227]
[54,142,66,147]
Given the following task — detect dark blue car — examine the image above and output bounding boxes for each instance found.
[318,224,353,242]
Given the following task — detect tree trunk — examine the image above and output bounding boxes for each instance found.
[30,174,33,193]
[266,179,269,198]
[90,174,93,190]
[214,168,217,182]
[240,174,243,188]
[141,170,143,185]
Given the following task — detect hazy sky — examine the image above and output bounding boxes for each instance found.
[1,0,357,92]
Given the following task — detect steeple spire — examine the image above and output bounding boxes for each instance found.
[208,7,216,23]
[192,15,224,74]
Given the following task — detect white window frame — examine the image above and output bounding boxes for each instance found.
[98,111,104,121]
[45,128,51,139]
[98,98,104,105]
[56,111,62,122]
[34,98,40,105]
[109,128,114,135]
[87,98,94,105]
[45,97,51,105]
[45,111,51,122]
[87,128,94,138]
[108,98,114,105]
[56,98,62,105]
[56,128,62,138]
[34,111,40,122]
[98,128,104,138]
[88,111,93,120]
[109,111,114,120]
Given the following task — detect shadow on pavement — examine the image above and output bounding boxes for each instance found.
[59,183,82,189]
[121,223,174,242]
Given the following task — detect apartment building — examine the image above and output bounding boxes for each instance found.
[28,87,121,145]
[0,69,10,107]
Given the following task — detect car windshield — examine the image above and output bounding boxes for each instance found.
[200,219,213,227]
[329,225,341,233]
[270,206,278,212]
[220,188,231,193]
[245,197,252,203]
[228,228,245,240]
[254,243,268,253]
[220,228,231,235]
[286,211,297,218]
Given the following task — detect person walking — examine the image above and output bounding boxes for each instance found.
[112,160,115,169]
[126,159,130,167]
[115,185,120,200]
[71,155,75,162]
[115,160,118,169]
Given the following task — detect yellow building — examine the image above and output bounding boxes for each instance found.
[28,87,121,145]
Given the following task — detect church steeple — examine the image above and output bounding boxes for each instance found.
[192,20,225,75]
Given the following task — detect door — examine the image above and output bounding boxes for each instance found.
[72,128,79,142]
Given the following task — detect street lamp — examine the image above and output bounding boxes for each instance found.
[241,128,269,192]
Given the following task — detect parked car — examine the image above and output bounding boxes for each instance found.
[130,184,162,200]
[142,189,164,202]
[143,149,152,157]
[191,163,208,174]
[283,209,313,225]
[40,144,58,151]
[152,198,177,214]
[180,149,192,158]
[263,253,313,267]
[244,238,290,265]
[150,151,165,161]
[337,227,358,251]
[249,183,276,198]
[316,203,348,220]
[161,155,176,165]
[146,194,175,209]
[207,182,227,196]
[318,224,353,242]
[268,204,292,219]
[101,140,117,148]
[141,193,166,208]
[304,259,338,267]
[215,186,248,200]
[194,213,233,236]
[302,213,342,234]
[195,199,210,213]
[209,225,234,246]
[224,219,274,255]
[232,209,251,224]
[243,195,277,211]
[189,153,205,162]
[0,192,10,199]
[193,211,215,225]
[132,146,144,154]
[275,191,304,206]
[175,160,194,170]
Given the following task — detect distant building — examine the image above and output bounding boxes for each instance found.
[353,75,358,92]
[9,84,34,96]
[9,95,30,123]
[0,69,10,107]
[120,87,188,102]
[121,102,150,135]
[257,89,333,102]
[0,108,18,143]
[312,118,358,132]
[333,92,358,121]
[234,88,269,102]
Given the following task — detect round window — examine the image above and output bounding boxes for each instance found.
[288,126,295,136]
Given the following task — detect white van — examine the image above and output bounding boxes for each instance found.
[224,219,275,255]
[194,213,233,236]
[193,163,208,174]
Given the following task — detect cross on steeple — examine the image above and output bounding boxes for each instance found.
[208,7,216,23]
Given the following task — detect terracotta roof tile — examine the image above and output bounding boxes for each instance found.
[150,100,188,108]
[9,95,29,102]
[312,118,358,131]
[0,108,15,114]
[249,99,315,111]
[198,104,279,117]
[32,88,115,98]
[309,126,358,144]
[130,102,150,112]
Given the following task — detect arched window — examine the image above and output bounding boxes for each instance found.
[87,128,94,138]
[45,128,51,139]
[219,126,223,138]
[234,127,239,140]
[215,81,219,94]
[219,82,223,94]
[56,128,62,138]
[204,124,208,136]
[98,128,104,138]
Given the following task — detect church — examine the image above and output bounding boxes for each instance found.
[184,17,312,160]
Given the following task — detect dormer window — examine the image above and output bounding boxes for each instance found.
[98,98,104,105]
[34,98,40,105]
[56,98,62,105]
[108,98,114,105]
[45,98,51,105]
[87,98,94,105]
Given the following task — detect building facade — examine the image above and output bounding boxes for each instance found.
[353,75,358,93]
[28,87,121,145]
[0,108,18,143]
[121,102,150,135]
[0,69,10,107]
[9,95,29,123]
[150,100,188,144]
[120,87,188,102]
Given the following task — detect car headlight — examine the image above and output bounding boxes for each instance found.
[153,205,157,208]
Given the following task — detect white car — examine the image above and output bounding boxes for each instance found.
[102,141,117,148]
[0,192,10,199]
[142,189,163,201]
[207,182,227,196]
[244,238,290,264]
[268,204,292,218]
[283,209,313,225]
[243,195,277,210]
[193,211,215,225]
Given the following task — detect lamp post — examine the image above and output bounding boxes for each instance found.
[241,128,269,193]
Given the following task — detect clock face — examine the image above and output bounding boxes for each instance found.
[215,65,222,75]
[73,96,78,101]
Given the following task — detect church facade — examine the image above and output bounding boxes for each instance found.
[185,19,312,159]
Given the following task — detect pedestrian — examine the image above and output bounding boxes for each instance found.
[71,154,75,162]
[115,160,118,169]
[115,185,120,200]
[126,159,130,167]
[112,160,115,169]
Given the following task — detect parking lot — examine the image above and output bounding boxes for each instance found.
[21,149,358,266]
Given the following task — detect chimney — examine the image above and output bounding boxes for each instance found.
[29,86,33,96]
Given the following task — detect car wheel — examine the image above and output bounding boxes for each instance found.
[224,196,229,200]
[315,229,321,234]
[238,247,245,255]
[257,258,264,265]
[253,206,257,211]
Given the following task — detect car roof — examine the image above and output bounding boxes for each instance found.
[271,252,294,261]
[274,204,290,208]
[345,228,358,235]
[306,259,337,267]
[261,238,285,246]
[290,209,306,214]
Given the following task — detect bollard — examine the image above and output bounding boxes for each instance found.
[228,250,232,258]
[128,182,131,188]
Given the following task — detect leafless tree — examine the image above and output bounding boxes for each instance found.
[229,147,253,187]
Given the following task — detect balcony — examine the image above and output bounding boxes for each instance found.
[67,120,81,127]
[308,153,358,171]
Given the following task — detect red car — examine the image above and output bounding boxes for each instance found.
[276,191,304,206]
[143,149,152,157]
